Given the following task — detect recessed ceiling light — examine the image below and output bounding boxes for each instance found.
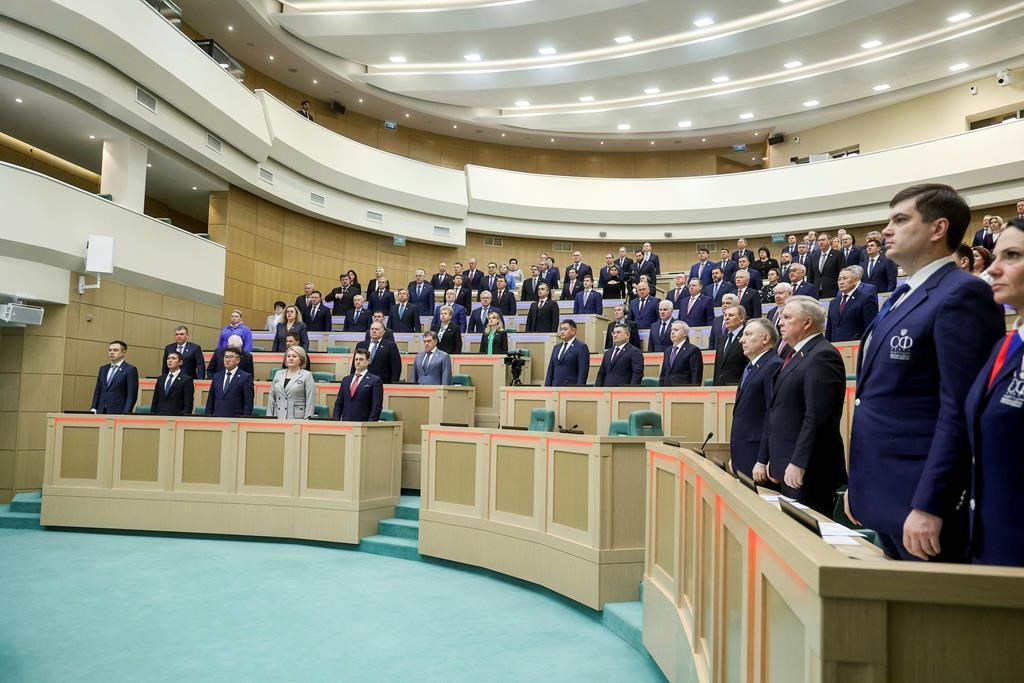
[88,135,96,139]
[803,99,820,107]
[358,98,364,103]
[947,11,971,22]
[312,79,318,84]
[644,87,660,95]
[579,95,594,102]
[752,157,756,161]
[192,186,198,191]
[614,35,633,44]
[702,138,707,142]
[550,138,555,142]
[600,141,605,145]
[872,83,891,92]
[753,132,759,136]
[389,56,407,64]
[14,97,22,103]
[677,120,692,128]
[538,47,557,56]
[778,0,795,3]
[861,40,881,49]
[405,113,410,117]
[617,124,631,131]
[227,25,233,31]
[464,53,481,62]
[514,100,530,107]
[146,163,152,168]
[268,55,274,60]
[452,124,458,129]
[739,112,755,120]
[501,133,506,137]
[693,17,715,28]
[949,62,969,71]
[784,60,802,69]
[712,75,730,84]
[650,141,655,145]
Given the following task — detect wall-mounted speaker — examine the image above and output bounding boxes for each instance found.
[767,133,785,146]
[330,101,346,115]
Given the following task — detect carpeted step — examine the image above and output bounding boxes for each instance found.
[378,518,419,540]
[602,601,646,655]
[360,535,421,561]
[395,495,420,521]
[0,505,42,530]
[10,491,42,514]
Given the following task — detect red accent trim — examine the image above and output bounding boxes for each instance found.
[383,386,441,394]
[611,390,659,398]
[548,437,593,448]
[180,421,234,428]
[54,416,105,425]
[300,423,352,431]
[490,432,542,443]
[139,379,156,388]
[114,418,169,427]
[427,428,480,439]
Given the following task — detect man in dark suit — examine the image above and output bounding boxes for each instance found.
[205,348,254,417]
[545,320,591,386]
[573,275,603,315]
[461,258,484,291]
[778,252,793,283]
[846,184,1005,561]
[709,295,740,349]
[715,249,738,282]
[480,262,501,294]
[354,322,403,383]
[492,277,517,316]
[754,296,846,515]
[604,305,642,350]
[538,261,560,291]
[559,268,581,301]
[733,270,762,319]
[971,217,995,250]
[826,267,879,342]
[595,324,644,387]
[343,295,371,333]
[151,351,194,415]
[788,263,818,299]
[295,282,315,319]
[206,334,255,377]
[615,247,634,284]
[712,305,747,385]
[407,270,435,315]
[782,234,800,259]
[520,265,542,302]
[525,283,559,333]
[91,340,139,414]
[305,291,333,332]
[840,234,862,267]
[433,291,468,332]
[363,312,395,343]
[333,349,383,421]
[388,289,421,333]
[794,242,811,269]
[659,321,702,387]
[628,281,660,330]
[431,263,454,293]
[451,276,473,312]
[632,251,657,287]
[640,242,661,275]
[708,267,737,306]
[598,253,616,288]
[736,256,762,290]
[568,251,593,283]
[807,233,846,298]
[731,238,755,264]
[861,238,898,293]
[680,280,714,328]
[327,274,357,318]
[162,326,206,380]
[728,320,782,479]
[766,283,792,333]
[664,274,690,310]
[648,301,675,353]
[468,291,503,334]
[689,249,715,287]
[368,278,395,315]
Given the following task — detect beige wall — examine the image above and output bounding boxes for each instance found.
[769,68,1024,165]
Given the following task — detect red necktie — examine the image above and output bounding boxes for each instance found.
[840,294,849,313]
[780,348,796,371]
[350,373,362,396]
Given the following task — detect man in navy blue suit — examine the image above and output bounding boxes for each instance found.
[91,340,139,414]
[640,242,661,275]
[715,249,738,282]
[151,351,195,416]
[205,348,253,417]
[825,267,879,342]
[305,291,333,332]
[839,234,862,267]
[680,280,714,329]
[628,281,660,330]
[598,253,615,288]
[573,275,603,315]
[354,323,403,383]
[782,234,800,259]
[388,289,421,333]
[545,320,591,386]
[736,256,762,290]
[480,262,501,294]
[733,270,762,319]
[970,216,995,250]
[368,278,395,315]
[729,319,782,478]
[568,250,593,283]
[664,274,690,310]
[433,290,468,332]
[468,291,502,334]
[708,267,737,306]
[659,321,702,387]
[492,277,517,316]
[647,301,675,352]
[731,238,755,264]
[343,295,371,333]
[846,184,1005,561]
[595,325,644,387]
[712,305,748,386]
[861,238,898,293]
[689,248,715,287]
[407,270,435,314]
[333,349,383,421]
[162,326,206,380]
[787,263,818,299]
[461,258,484,291]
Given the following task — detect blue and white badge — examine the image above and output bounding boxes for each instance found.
[1001,368,1024,409]
[889,328,913,361]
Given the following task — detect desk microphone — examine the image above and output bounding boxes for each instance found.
[697,432,714,458]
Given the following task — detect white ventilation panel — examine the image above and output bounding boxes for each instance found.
[366,210,383,223]
[258,167,274,184]
[135,87,157,113]
[310,192,325,207]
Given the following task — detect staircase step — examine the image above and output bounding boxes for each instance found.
[0,506,42,530]
[602,601,646,655]
[395,495,420,521]
[359,535,421,561]
[10,491,42,514]
[378,518,419,540]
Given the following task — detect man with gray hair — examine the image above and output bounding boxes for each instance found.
[733,269,762,319]
[412,330,452,385]
[712,304,748,385]
[754,296,847,515]
[826,266,880,342]
[729,319,783,478]
[659,320,702,386]
[788,263,817,298]
[767,282,793,330]
[710,293,740,348]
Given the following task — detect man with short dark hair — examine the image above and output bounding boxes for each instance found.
[328,274,357,317]
[807,233,846,298]
[91,340,139,414]
[545,320,591,386]
[573,275,603,315]
[305,290,332,332]
[689,248,714,286]
[604,304,641,350]
[151,351,194,416]
[412,331,452,385]
[708,267,737,306]
[680,280,714,328]
[162,326,206,380]
[595,325,643,387]
[826,267,879,342]
[712,305,747,385]
[388,288,421,333]
[861,238,898,293]
[205,347,253,417]
[492,276,517,316]
[334,349,383,421]
[525,283,559,333]
[354,322,403,383]
[732,238,754,264]
[298,100,314,121]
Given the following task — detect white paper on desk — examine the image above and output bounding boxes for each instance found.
[819,522,865,538]
[823,536,859,546]
[759,495,795,503]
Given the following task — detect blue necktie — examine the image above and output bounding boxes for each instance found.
[740,362,754,388]
[873,283,911,326]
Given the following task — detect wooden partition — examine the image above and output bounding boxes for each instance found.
[382,385,476,489]
[41,414,402,543]
[643,441,1024,683]
[419,426,649,609]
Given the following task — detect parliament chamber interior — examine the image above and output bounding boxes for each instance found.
[2,1,1024,681]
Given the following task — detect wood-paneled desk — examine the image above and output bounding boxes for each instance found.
[41,414,403,543]
[419,426,650,609]
[643,441,1024,683]
[251,332,424,354]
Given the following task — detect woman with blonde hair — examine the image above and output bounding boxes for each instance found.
[480,311,508,354]
[268,346,316,419]
[272,305,309,352]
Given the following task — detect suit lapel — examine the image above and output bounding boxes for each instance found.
[774,337,820,393]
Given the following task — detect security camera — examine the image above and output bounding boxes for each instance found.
[969,85,978,95]
[793,136,800,144]
[996,69,1012,87]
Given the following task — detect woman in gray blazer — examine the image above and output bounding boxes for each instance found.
[268,346,317,419]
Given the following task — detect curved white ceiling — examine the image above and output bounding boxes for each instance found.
[181,0,1024,147]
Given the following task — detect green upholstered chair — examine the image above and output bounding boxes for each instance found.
[312,371,337,383]
[251,406,267,417]
[608,420,629,436]
[640,377,660,387]
[193,406,205,415]
[703,379,715,387]
[133,404,152,414]
[268,368,285,381]
[313,404,329,418]
[450,374,473,386]
[627,410,663,437]
[846,373,857,382]
[251,346,266,353]
[379,409,397,422]
[515,348,529,357]
[528,408,555,432]
[327,346,351,354]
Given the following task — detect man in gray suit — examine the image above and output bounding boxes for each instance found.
[412,330,452,385]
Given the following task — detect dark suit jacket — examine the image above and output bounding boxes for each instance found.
[479,330,509,354]
[659,343,703,387]
[840,247,863,267]
[430,324,462,355]
[205,369,254,417]
[826,287,879,342]
[545,340,591,386]
[971,228,995,251]
[407,282,435,314]
[595,344,644,387]
[729,352,782,477]
[353,338,403,383]
[333,372,383,421]
[862,256,898,293]
[680,295,715,328]
[735,288,763,320]
[664,286,689,310]
[598,265,614,287]
[272,322,309,352]
[368,288,395,314]
[91,362,139,414]
[604,320,642,350]
[525,299,559,333]
[708,281,737,306]
[305,305,332,332]
[461,269,484,291]
[759,336,847,515]
[151,372,194,416]
[520,278,542,302]
[492,289,517,316]
[807,250,846,298]
[689,261,715,287]
[343,309,371,333]
[732,248,755,263]
[162,342,206,380]
[540,269,560,291]
[628,297,660,330]
[295,295,312,319]
[640,253,661,275]
[632,259,657,285]
[468,306,503,334]
[432,303,468,333]
[452,287,473,312]
[790,281,819,299]
[327,286,357,317]
[480,273,501,294]
[573,289,603,315]
[647,319,674,353]
[431,273,454,292]
[560,280,581,301]
[614,258,634,282]
[713,325,747,385]
[388,303,421,333]
[207,348,254,377]
[714,260,737,281]
[569,263,594,282]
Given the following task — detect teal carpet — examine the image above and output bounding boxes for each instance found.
[0,528,663,682]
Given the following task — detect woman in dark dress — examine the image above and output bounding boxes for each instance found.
[603,265,626,300]
[431,305,462,355]
[480,311,508,354]
[346,269,362,295]
[754,247,779,280]
[272,305,309,352]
